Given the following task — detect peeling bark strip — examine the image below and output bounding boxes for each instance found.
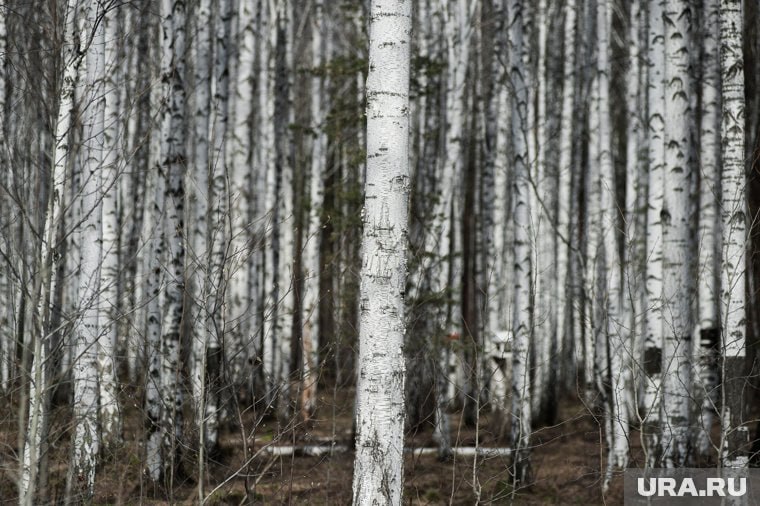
[351,0,411,504]
[719,0,748,470]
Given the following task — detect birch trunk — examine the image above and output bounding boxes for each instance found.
[227,0,256,397]
[556,0,577,399]
[20,0,83,500]
[643,0,666,466]
[274,0,295,420]
[596,0,628,481]
[351,1,410,502]
[71,0,106,495]
[158,0,187,483]
[300,1,329,422]
[98,2,121,449]
[660,0,695,468]
[204,0,233,453]
[190,0,212,451]
[695,0,721,459]
[719,0,749,470]
[509,0,533,487]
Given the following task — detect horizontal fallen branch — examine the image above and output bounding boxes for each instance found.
[262,445,511,458]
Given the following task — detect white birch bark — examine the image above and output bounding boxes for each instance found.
[660,0,695,467]
[695,0,721,458]
[227,0,256,394]
[98,1,121,449]
[144,60,166,483]
[425,0,474,459]
[531,0,555,423]
[300,1,329,422]
[71,0,106,494]
[260,0,278,406]
[20,1,84,500]
[204,0,233,452]
[158,0,187,482]
[623,0,647,422]
[719,0,749,470]
[351,0,410,502]
[274,0,295,420]
[0,0,8,394]
[189,0,212,448]
[643,0,666,466]
[596,0,628,481]
[483,0,512,417]
[509,0,532,486]
[556,0,577,402]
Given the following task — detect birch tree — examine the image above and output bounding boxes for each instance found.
[71,0,106,495]
[98,0,122,449]
[660,0,695,468]
[595,0,628,481]
[719,0,749,470]
[351,0,411,503]
[157,0,187,483]
[642,0,666,466]
[695,0,721,459]
[20,0,84,501]
[300,0,330,422]
[509,0,533,486]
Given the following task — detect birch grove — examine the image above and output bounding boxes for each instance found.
[0,0,758,502]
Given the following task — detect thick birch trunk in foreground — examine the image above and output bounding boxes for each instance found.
[351,0,411,503]
[719,0,749,470]
[660,0,695,468]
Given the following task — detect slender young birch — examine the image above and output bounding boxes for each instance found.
[532,0,555,424]
[301,1,329,422]
[0,0,8,394]
[189,0,212,447]
[274,0,295,420]
[719,0,749,470]
[204,0,233,452]
[596,0,628,481]
[623,0,646,419]
[351,0,411,503]
[260,0,278,406]
[20,0,83,500]
[509,0,533,487]
[425,0,474,458]
[71,0,106,495]
[556,0,577,399]
[158,0,187,483]
[643,0,666,466]
[660,0,695,468]
[695,0,721,458]
[98,1,122,449]
[227,0,256,395]
[483,0,512,418]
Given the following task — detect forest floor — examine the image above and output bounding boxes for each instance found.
[0,383,651,505]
